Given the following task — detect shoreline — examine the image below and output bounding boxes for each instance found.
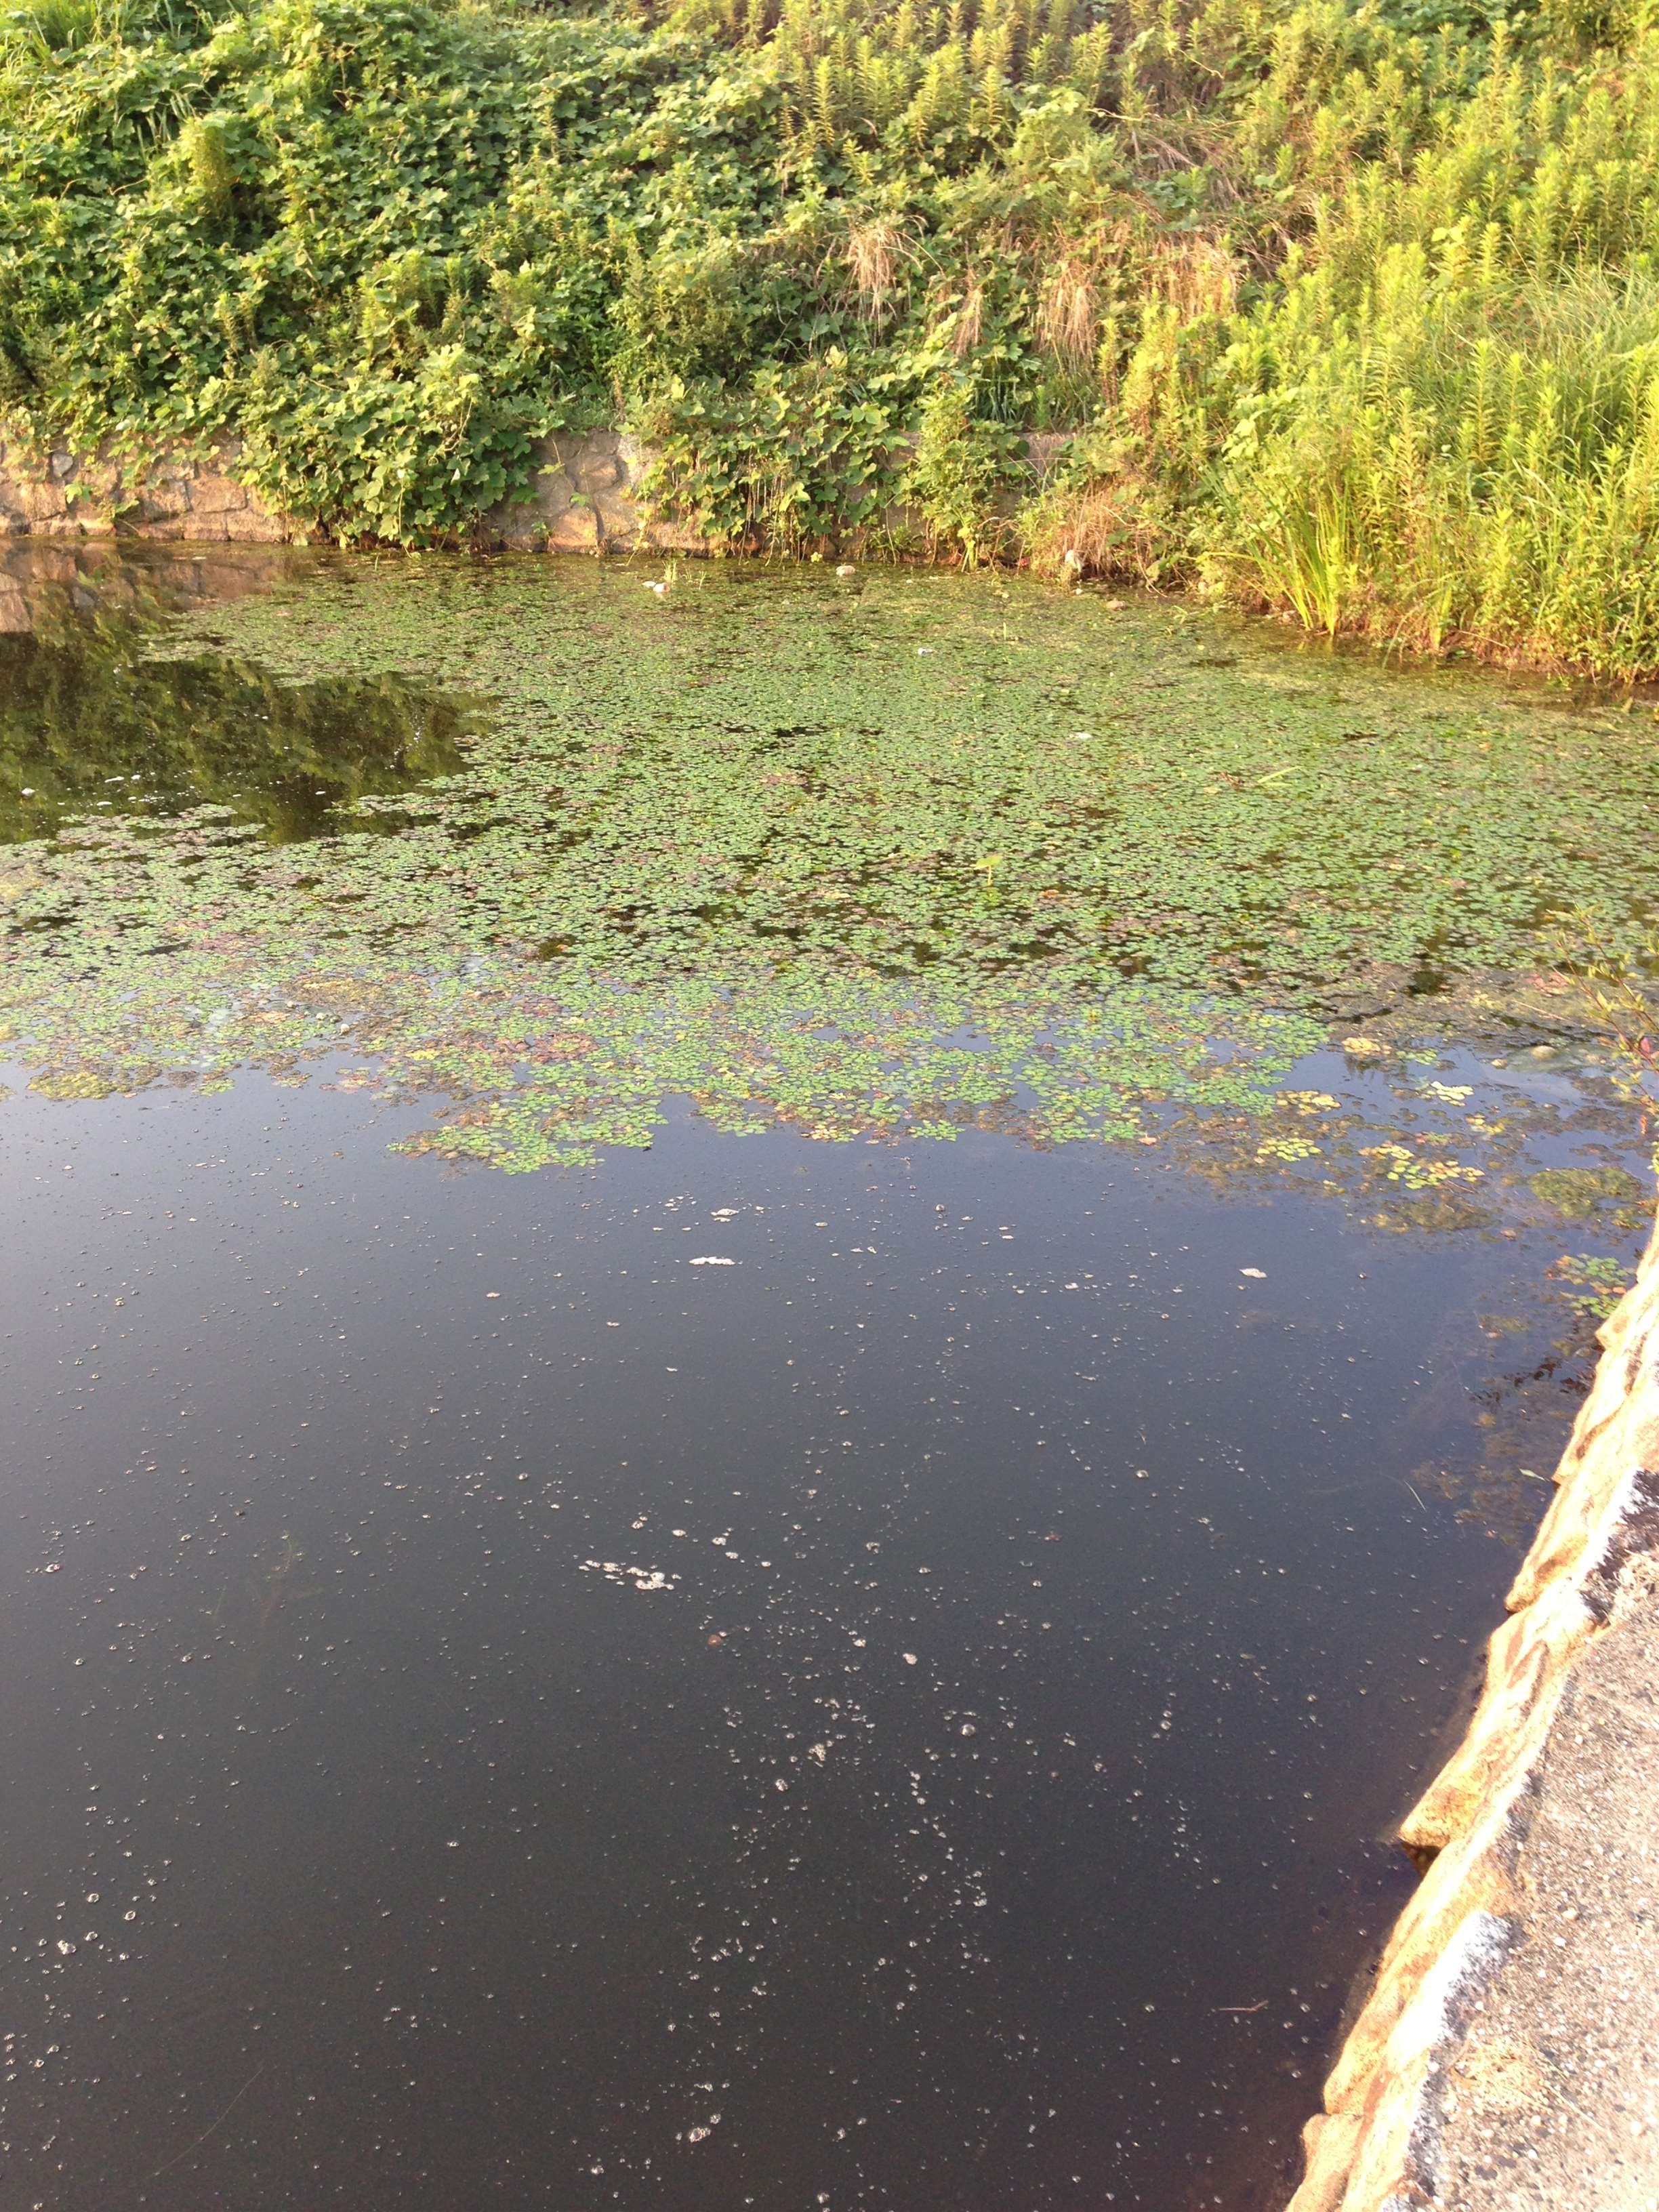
[4,431,1656,693]
[1285,1214,1659,2209]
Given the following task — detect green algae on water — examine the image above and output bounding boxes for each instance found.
[151,558,1659,1006]
[4,552,1659,1172]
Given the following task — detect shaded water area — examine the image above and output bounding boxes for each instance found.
[1,543,1655,2210]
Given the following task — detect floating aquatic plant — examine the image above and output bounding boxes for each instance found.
[4,555,1659,1172]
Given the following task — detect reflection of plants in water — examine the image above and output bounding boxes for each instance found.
[0,549,469,846]
[209,1532,319,1679]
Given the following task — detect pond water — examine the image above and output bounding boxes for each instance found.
[1,544,1654,2211]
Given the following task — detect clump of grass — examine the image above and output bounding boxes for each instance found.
[842,216,908,327]
[1021,464,1184,583]
[1050,30,1659,676]
[1036,250,1100,373]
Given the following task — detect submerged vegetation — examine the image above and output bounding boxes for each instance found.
[4,0,1659,668]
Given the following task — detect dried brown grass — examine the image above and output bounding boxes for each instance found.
[1036,248,1100,367]
[1021,475,1186,584]
[844,217,906,323]
[1144,233,1239,321]
[949,275,985,357]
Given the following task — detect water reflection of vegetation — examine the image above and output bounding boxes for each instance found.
[207,1531,319,1683]
[0,550,469,846]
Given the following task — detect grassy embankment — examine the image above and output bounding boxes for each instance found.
[4,0,1659,674]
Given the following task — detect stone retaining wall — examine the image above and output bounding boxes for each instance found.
[1287,1212,1659,2210]
[487,431,706,551]
[0,434,290,543]
[0,426,1071,551]
[0,429,699,550]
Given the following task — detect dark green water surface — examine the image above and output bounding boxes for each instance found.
[0,544,1654,2211]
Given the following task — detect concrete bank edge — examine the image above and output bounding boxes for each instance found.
[1284,1212,1659,2212]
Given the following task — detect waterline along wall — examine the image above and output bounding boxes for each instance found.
[0,429,1071,552]
[1287,1215,1659,2211]
[0,432,695,552]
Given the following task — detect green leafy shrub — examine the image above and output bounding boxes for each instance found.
[631,353,901,551]
[5,0,1659,672]
[903,380,1023,565]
